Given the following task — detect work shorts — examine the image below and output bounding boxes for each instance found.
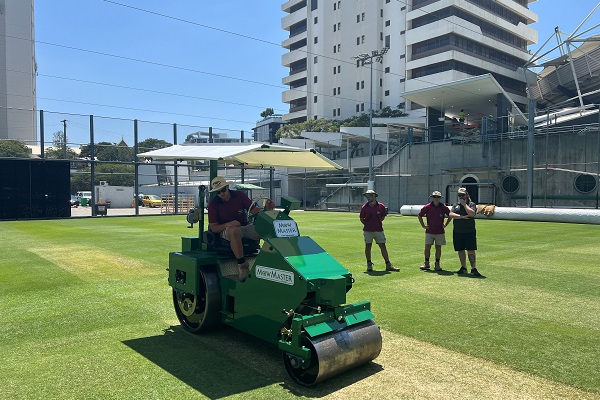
[221,224,260,241]
[425,233,446,246]
[453,231,477,251]
[364,231,386,244]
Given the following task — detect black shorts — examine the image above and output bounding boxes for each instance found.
[453,231,477,251]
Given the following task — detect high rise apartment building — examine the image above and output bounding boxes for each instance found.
[0,0,37,143]
[281,0,537,123]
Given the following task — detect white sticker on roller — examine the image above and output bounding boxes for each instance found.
[255,265,295,286]
[273,220,299,237]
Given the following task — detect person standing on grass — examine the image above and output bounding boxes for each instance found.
[418,190,451,271]
[449,187,482,277]
[359,189,399,273]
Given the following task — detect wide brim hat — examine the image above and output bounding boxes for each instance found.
[363,189,378,197]
[457,187,468,195]
[430,191,443,197]
[209,176,235,192]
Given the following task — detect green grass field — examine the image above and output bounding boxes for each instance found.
[1,212,599,399]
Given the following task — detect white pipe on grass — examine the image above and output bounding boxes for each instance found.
[400,206,600,225]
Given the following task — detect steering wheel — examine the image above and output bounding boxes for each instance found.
[247,195,269,224]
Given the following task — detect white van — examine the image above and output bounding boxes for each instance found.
[76,191,92,206]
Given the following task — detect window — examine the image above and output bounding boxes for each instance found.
[314,16,318,24]
[380,102,383,109]
[385,20,390,27]
[502,176,519,193]
[361,103,365,111]
[357,37,360,45]
[333,109,337,116]
[380,32,383,40]
[314,56,318,64]
[314,37,318,44]
[361,35,365,44]
[333,2,336,10]
[338,86,341,95]
[356,60,360,67]
[385,67,390,73]
[333,67,336,74]
[333,45,337,53]
[333,24,337,32]
[356,104,360,112]
[333,88,337,95]
[314,76,318,83]
[311,0,318,11]
[385,35,390,48]
[380,78,382,87]
[356,82,359,90]
[338,22,341,30]
[357,14,360,23]
[400,30,405,35]
[380,9,383,17]
[386,0,390,3]
[314,96,317,103]
[401,6,406,11]
[385,90,389,96]
[400,78,405,83]
[361,80,365,89]
[400,54,405,59]
[338,107,341,115]
[361,12,365,21]
[337,65,341,73]
[337,44,341,52]
[314,115,318,120]
[338,1,341,9]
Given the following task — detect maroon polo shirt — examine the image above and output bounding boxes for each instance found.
[208,190,253,226]
[360,201,387,232]
[418,201,450,234]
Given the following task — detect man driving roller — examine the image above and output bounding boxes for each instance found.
[207,176,275,282]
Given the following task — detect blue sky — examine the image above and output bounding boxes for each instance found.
[33,1,600,146]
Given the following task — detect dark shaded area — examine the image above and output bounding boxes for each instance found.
[123,325,383,399]
[0,158,70,220]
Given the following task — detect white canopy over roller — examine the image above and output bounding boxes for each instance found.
[137,143,342,170]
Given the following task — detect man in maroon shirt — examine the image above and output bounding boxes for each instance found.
[359,190,399,272]
[207,176,274,282]
[418,191,451,271]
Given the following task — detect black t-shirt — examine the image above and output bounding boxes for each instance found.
[451,201,477,233]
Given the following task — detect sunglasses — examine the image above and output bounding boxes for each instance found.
[432,196,441,198]
[458,194,466,197]
[217,186,228,194]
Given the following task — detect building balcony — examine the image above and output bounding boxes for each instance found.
[282,69,307,85]
[282,10,307,30]
[282,31,307,49]
[282,0,306,13]
[283,108,308,123]
[282,49,307,67]
[283,86,307,103]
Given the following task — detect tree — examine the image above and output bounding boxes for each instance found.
[0,140,30,158]
[79,141,133,162]
[137,138,172,153]
[260,108,275,118]
[44,147,79,159]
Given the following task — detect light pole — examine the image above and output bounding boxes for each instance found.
[352,48,388,191]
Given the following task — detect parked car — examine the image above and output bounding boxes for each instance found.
[70,195,80,207]
[142,195,162,208]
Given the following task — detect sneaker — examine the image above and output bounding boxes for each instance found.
[471,268,482,277]
[238,262,250,282]
[366,262,373,272]
[419,262,431,271]
[456,267,468,274]
[385,262,400,272]
[434,262,442,271]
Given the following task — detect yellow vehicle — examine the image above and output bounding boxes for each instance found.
[141,195,162,207]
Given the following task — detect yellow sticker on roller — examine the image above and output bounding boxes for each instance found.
[255,265,295,285]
